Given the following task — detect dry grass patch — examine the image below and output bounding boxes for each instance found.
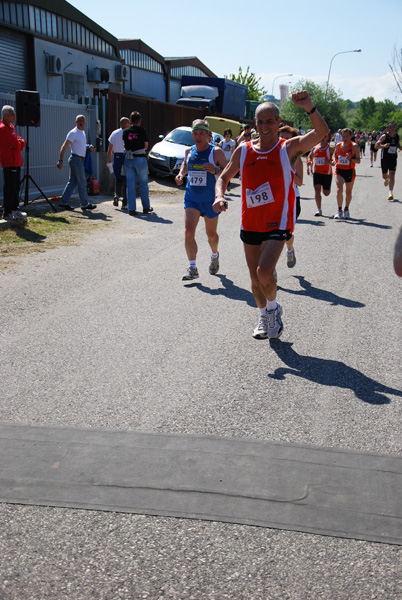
[0,209,110,270]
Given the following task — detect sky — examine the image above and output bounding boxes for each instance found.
[69,0,401,103]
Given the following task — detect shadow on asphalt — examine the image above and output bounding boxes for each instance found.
[278,275,365,308]
[335,218,392,229]
[183,273,255,307]
[67,211,112,222]
[131,212,173,224]
[268,341,400,405]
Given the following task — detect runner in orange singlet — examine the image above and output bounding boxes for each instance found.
[334,128,360,219]
[309,132,334,216]
[213,91,329,340]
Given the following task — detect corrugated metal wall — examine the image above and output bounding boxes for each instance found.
[0,93,99,203]
[0,26,28,93]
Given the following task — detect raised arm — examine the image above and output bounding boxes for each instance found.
[286,91,329,164]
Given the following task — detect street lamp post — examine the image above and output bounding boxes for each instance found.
[325,49,361,100]
[271,73,293,97]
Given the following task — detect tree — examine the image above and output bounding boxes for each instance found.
[353,97,400,130]
[225,66,267,102]
[389,45,402,96]
[280,79,346,132]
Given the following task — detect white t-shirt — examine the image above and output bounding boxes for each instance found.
[108,128,124,153]
[220,138,236,162]
[66,127,87,157]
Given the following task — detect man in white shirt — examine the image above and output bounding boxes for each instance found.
[57,114,96,211]
[107,117,130,209]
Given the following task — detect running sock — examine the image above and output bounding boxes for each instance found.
[266,300,278,311]
[211,252,219,260]
[287,249,294,254]
[189,260,196,269]
[259,307,267,317]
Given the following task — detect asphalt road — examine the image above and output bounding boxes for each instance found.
[1,152,401,599]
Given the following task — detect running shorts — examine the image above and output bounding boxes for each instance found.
[240,229,292,245]
[381,157,397,174]
[184,198,219,219]
[313,172,332,191]
[336,168,355,183]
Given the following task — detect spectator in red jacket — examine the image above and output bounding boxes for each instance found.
[0,105,26,220]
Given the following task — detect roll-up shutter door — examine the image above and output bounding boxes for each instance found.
[0,26,28,93]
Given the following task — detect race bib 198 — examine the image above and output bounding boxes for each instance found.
[246,182,274,209]
[189,171,207,186]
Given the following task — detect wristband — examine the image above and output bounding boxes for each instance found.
[58,159,63,163]
[306,106,317,116]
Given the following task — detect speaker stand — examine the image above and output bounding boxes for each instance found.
[20,127,57,212]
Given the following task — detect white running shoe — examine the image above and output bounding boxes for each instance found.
[209,253,219,275]
[387,193,394,201]
[343,208,350,219]
[182,266,199,281]
[314,208,322,216]
[12,210,27,218]
[252,313,269,339]
[334,210,343,219]
[286,248,296,268]
[267,303,283,339]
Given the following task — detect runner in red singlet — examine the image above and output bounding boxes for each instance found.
[213,91,329,340]
[334,128,360,219]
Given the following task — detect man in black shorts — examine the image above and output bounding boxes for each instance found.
[375,122,401,201]
[369,131,379,167]
[309,132,334,216]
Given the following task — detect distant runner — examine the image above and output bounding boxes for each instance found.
[375,122,401,201]
[334,128,360,219]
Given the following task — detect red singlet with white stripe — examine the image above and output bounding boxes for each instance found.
[312,144,332,175]
[240,139,295,233]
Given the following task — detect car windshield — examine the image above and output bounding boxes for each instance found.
[165,129,193,146]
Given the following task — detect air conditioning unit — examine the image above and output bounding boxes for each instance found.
[115,65,129,81]
[87,67,110,83]
[47,55,63,75]
[87,67,102,82]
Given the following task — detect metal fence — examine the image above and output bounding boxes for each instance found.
[0,93,99,203]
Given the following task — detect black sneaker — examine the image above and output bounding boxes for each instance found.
[129,210,137,216]
[113,197,119,206]
[59,204,74,211]
[82,203,97,210]
[143,207,154,214]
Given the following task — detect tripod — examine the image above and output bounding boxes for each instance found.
[20,126,56,212]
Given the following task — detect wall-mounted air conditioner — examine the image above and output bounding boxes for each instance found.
[47,55,63,75]
[115,65,129,81]
[87,67,110,83]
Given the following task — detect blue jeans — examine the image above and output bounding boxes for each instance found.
[61,155,89,207]
[124,156,150,211]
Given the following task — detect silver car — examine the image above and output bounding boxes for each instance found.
[148,126,222,177]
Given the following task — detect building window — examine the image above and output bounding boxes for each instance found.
[64,73,84,98]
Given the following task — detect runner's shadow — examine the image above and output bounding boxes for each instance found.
[278,276,365,308]
[297,218,326,226]
[185,274,255,306]
[339,218,392,229]
[134,213,173,224]
[268,342,400,405]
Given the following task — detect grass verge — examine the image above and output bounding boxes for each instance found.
[0,208,110,271]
